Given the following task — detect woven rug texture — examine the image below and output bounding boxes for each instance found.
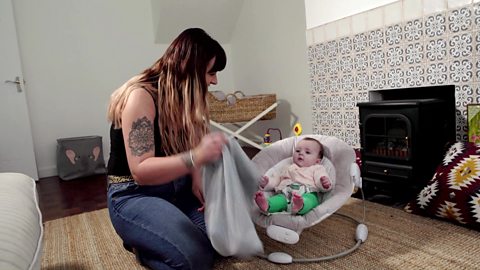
[41,198,480,269]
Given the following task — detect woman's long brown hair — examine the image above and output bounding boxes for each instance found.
[108,28,226,155]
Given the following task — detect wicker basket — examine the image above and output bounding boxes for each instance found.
[207,91,276,123]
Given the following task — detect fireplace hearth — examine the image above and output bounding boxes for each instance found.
[356,85,456,204]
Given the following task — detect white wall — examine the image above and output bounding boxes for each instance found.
[304,0,399,29]
[13,0,234,178]
[230,0,311,140]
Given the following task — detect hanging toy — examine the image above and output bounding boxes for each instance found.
[293,123,302,136]
[263,128,283,146]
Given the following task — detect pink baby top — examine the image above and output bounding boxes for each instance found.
[269,163,333,193]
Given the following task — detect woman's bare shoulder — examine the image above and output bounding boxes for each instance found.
[123,87,156,118]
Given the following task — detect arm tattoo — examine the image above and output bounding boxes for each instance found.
[128,116,155,156]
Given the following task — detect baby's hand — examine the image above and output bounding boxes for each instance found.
[259,175,269,189]
[320,176,331,189]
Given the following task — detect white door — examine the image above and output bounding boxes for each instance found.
[0,0,39,180]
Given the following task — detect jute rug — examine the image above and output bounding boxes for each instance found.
[41,198,480,269]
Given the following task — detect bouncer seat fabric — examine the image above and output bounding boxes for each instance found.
[252,135,356,233]
[0,173,43,270]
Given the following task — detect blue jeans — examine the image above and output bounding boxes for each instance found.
[107,176,215,270]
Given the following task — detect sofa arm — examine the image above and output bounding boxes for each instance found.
[0,173,43,270]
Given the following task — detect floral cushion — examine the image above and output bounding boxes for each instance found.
[404,142,480,230]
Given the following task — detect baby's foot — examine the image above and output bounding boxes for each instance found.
[291,193,304,214]
[255,191,269,212]
[320,176,331,189]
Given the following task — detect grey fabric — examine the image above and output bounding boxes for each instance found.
[202,137,263,257]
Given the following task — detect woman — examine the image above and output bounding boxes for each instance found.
[107,28,227,269]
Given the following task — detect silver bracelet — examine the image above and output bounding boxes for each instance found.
[189,150,196,168]
[182,150,196,169]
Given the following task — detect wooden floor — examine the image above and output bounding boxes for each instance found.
[36,146,261,222]
[36,174,108,222]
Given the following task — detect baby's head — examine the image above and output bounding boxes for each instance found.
[292,137,324,167]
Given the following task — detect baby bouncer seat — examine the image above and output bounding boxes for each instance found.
[251,134,367,263]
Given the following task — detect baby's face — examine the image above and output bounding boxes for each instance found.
[293,139,321,167]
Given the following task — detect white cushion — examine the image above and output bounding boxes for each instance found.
[0,173,43,270]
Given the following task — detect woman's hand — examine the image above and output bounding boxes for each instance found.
[193,132,227,166]
[190,132,226,211]
[191,168,205,211]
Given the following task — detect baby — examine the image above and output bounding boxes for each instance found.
[254,137,333,215]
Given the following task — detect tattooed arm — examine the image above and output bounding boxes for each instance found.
[121,88,227,185]
[121,88,192,185]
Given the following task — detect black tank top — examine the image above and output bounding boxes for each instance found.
[107,90,163,176]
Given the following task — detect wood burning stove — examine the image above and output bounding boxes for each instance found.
[356,85,456,201]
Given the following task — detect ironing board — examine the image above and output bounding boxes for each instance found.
[210,101,279,149]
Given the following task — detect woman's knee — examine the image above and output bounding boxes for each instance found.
[168,228,215,269]
[136,237,215,270]
[108,202,214,269]
[140,249,214,270]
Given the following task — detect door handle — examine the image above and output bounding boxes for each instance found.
[4,76,23,92]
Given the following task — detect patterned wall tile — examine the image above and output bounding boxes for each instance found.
[448,32,473,58]
[474,3,480,29]
[474,84,480,101]
[339,56,354,73]
[338,37,353,55]
[386,68,405,88]
[343,93,356,109]
[330,110,343,127]
[370,70,386,90]
[343,111,358,129]
[425,62,449,85]
[370,49,386,69]
[385,24,403,45]
[354,53,369,71]
[404,42,424,65]
[308,2,479,147]
[353,33,368,53]
[341,74,355,92]
[368,29,385,49]
[354,91,369,104]
[405,65,425,87]
[354,72,370,91]
[386,46,404,67]
[447,6,472,34]
[449,58,474,83]
[344,130,359,147]
[425,38,448,61]
[404,19,423,42]
[474,29,480,55]
[424,13,447,38]
[329,76,340,93]
[456,110,468,141]
[326,40,338,57]
[476,58,480,80]
[455,84,474,107]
